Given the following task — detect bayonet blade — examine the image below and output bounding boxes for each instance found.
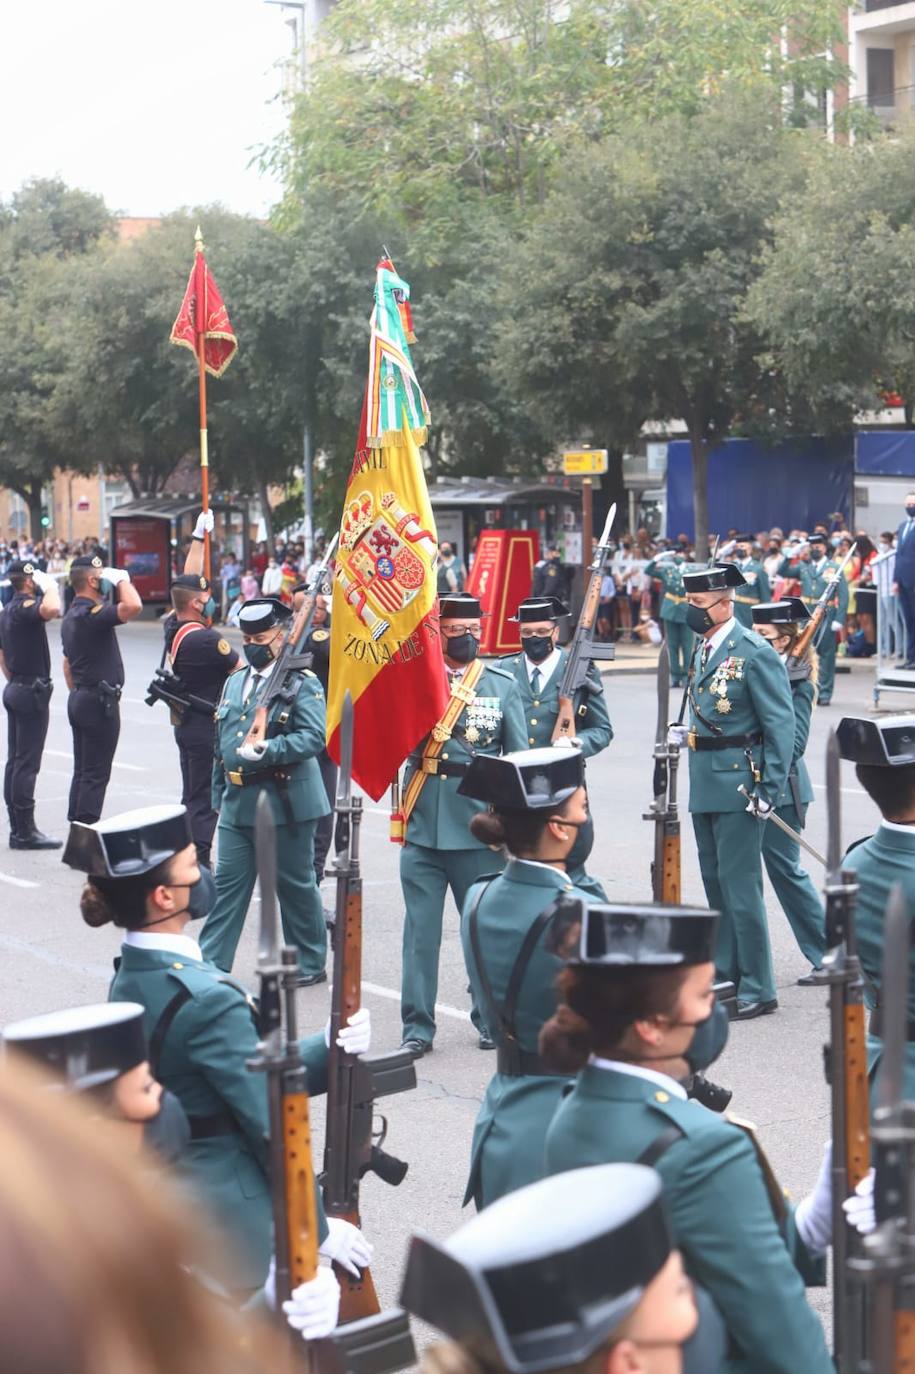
[255,791,280,966]
[597,502,617,550]
[826,730,842,878]
[876,882,909,1115]
[655,640,670,746]
[335,690,355,811]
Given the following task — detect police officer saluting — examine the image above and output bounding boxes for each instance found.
[61,553,142,824]
[0,557,61,848]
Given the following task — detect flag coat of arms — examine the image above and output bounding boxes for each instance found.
[326,260,447,801]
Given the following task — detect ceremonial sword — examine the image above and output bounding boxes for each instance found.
[736,784,827,868]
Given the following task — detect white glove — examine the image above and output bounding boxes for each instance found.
[744,790,773,818]
[795,1140,833,1257]
[843,1169,876,1235]
[552,735,581,750]
[101,567,129,586]
[283,1267,341,1340]
[338,1007,371,1056]
[193,510,215,540]
[319,1217,374,1277]
[668,724,689,748]
[831,620,844,632]
[31,568,54,593]
[237,740,268,763]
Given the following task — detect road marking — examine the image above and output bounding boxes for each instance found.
[812,784,868,797]
[361,979,471,1022]
[0,872,39,889]
[44,748,147,773]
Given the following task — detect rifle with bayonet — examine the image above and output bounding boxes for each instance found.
[552,503,617,744]
[323,691,417,1325]
[791,541,857,664]
[850,883,915,1373]
[820,730,870,1372]
[643,639,681,904]
[243,533,339,751]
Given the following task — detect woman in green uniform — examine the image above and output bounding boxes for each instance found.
[63,803,372,1303]
[457,745,594,1211]
[751,599,826,982]
[541,899,835,1374]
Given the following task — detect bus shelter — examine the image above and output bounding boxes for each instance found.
[109,497,249,605]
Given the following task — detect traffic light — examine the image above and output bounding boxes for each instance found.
[40,508,50,528]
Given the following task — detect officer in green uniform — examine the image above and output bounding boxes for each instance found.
[674,562,794,1019]
[501,596,611,898]
[836,715,915,1098]
[541,899,835,1374]
[794,533,847,705]
[456,746,594,1210]
[399,593,527,1058]
[751,600,826,981]
[63,803,372,1302]
[723,536,770,629]
[201,598,329,985]
[643,551,695,687]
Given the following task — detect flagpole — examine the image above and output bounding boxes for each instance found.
[194,225,211,580]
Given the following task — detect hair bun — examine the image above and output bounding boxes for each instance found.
[79,882,114,929]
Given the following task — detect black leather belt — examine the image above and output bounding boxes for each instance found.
[226,765,296,787]
[407,757,469,779]
[688,731,762,753]
[188,1110,240,1140]
[869,1009,915,1042]
[497,1044,567,1078]
[11,675,50,686]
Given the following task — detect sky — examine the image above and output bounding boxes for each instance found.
[0,0,297,218]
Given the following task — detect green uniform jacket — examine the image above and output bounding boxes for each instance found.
[545,1067,831,1374]
[460,860,593,1208]
[212,666,330,826]
[796,558,849,623]
[500,648,612,757]
[777,672,815,809]
[111,943,329,1290]
[404,664,527,850]
[687,622,795,813]
[730,559,771,627]
[842,824,915,1096]
[644,557,690,623]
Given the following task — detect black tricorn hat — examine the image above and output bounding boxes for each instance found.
[558,899,719,966]
[237,597,293,634]
[4,1002,148,1093]
[439,593,487,619]
[400,1163,671,1374]
[836,716,915,768]
[751,597,810,626]
[62,804,192,878]
[171,573,211,593]
[458,747,584,811]
[681,563,746,593]
[509,597,571,623]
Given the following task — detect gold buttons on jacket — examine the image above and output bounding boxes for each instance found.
[529,736,535,745]
[530,718,538,726]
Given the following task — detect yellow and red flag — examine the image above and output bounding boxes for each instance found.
[170,235,238,378]
[326,259,446,801]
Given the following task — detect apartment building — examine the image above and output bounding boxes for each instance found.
[845,1,915,125]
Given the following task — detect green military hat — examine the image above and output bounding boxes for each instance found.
[509,597,571,623]
[3,1002,148,1092]
[682,562,746,593]
[401,1162,673,1374]
[565,899,719,966]
[237,597,293,634]
[62,803,192,877]
[751,597,810,626]
[459,746,584,811]
[836,715,915,768]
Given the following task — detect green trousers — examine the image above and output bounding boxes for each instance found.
[201,818,326,977]
[664,620,695,686]
[400,842,504,1044]
[762,803,826,969]
[692,810,776,1005]
[817,635,837,704]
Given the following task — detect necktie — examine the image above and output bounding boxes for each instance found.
[531,667,542,696]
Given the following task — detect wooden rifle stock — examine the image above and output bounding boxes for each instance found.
[788,541,856,668]
[845,999,870,1192]
[285,1087,321,1288]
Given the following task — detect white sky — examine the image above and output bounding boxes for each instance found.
[0,0,296,217]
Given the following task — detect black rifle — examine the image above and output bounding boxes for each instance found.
[322,691,416,1325]
[552,503,616,744]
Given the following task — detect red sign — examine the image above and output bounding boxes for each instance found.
[466,530,539,654]
[112,516,170,601]
[76,496,91,512]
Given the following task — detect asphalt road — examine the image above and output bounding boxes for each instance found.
[0,619,888,1333]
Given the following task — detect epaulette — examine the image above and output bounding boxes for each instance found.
[91,604,104,614]
[845,834,874,856]
[482,663,515,682]
[498,653,520,663]
[165,962,259,1017]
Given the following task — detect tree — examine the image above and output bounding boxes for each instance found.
[494,92,813,551]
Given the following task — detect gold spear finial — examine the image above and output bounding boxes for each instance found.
[194,224,204,253]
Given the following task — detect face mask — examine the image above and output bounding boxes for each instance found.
[681,1002,730,1073]
[562,816,593,869]
[686,602,720,635]
[522,633,554,664]
[880,542,891,552]
[201,596,216,619]
[445,632,479,664]
[142,1090,191,1164]
[907,505,915,518]
[98,578,113,596]
[185,866,216,922]
[244,641,276,670]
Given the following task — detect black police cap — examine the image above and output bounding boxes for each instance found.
[439,593,487,619]
[401,1163,671,1374]
[4,1002,148,1092]
[70,554,104,571]
[172,573,211,593]
[458,747,584,811]
[751,597,810,626]
[560,899,719,966]
[62,804,192,878]
[7,559,36,578]
[681,563,746,593]
[509,597,571,623]
[836,716,915,768]
[237,598,293,634]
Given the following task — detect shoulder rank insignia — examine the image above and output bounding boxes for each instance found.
[217,638,231,655]
[91,604,104,614]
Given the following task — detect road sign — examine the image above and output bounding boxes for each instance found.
[562,449,608,476]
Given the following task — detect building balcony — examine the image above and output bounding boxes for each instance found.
[852,2,915,36]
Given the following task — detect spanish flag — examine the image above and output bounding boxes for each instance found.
[326,260,447,801]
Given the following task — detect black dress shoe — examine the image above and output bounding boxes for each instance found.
[735,998,778,1021]
[400,1038,433,1058]
[796,968,823,987]
[295,970,328,988]
[478,1033,496,1051]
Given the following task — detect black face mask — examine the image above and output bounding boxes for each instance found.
[686,603,717,635]
[185,866,216,921]
[522,633,554,664]
[142,1090,191,1164]
[244,641,275,670]
[445,632,479,664]
[907,505,915,518]
[681,1002,730,1073]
